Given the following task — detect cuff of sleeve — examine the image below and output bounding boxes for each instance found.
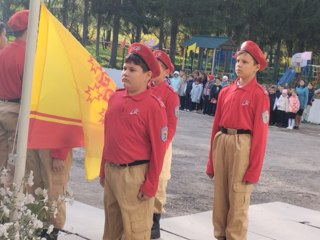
[206,161,214,175]
[243,173,258,184]
[140,181,156,197]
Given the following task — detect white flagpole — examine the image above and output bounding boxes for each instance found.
[12,0,41,212]
[211,48,216,75]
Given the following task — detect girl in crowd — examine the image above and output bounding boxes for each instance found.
[190,77,203,111]
[276,89,289,127]
[287,89,300,129]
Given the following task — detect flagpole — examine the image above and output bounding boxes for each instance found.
[211,48,216,75]
[12,0,41,219]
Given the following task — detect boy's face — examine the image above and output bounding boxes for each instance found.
[235,52,259,81]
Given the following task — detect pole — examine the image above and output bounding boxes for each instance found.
[182,47,186,70]
[11,0,40,220]
[211,48,216,75]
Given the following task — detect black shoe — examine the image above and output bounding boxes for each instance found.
[151,213,161,239]
[40,228,60,240]
[293,126,299,129]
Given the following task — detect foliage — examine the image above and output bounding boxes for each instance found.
[3,0,320,79]
[0,169,73,240]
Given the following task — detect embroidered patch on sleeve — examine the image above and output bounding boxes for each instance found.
[262,110,269,124]
[161,126,168,142]
[175,106,179,118]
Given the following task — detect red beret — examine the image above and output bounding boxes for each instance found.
[128,43,160,78]
[7,10,29,32]
[234,40,267,71]
[208,74,214,81]
[153,50,174,74]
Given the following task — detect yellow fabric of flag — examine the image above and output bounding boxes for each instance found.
[28,4,116,180]
[187,43,197,55]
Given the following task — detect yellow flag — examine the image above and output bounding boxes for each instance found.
[28,4,116,180]
[187,43,197,55]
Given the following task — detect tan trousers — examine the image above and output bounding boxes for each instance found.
[0,102,20,173]
[26,149,72,229]
[154,142,172,213]
[212,132,253,240]
[103,163,154,240]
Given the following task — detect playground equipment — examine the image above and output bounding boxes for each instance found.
[277,51,313,86]
[277,67,296,86]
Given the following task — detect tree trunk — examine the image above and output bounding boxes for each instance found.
[109,13,121,68]
[135,25,141,43]
[159,20,164,50]
[62,0,69,27]
[106,29,111,42]
[169,18,178,66]
[197,48,204,70]
[273,39,281,83]
[95,13,102,58]
[82,0,90,46]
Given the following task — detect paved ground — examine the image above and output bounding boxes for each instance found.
[69,110,320,219]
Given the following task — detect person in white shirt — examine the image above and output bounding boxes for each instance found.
[170,71,180,92]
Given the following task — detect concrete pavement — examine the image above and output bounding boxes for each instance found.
[61,201,320,240]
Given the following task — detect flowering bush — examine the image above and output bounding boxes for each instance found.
[0,168,73,240]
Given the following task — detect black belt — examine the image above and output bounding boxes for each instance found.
[0,98,21,103]
[221,127,251,135]
[108,160,149,167]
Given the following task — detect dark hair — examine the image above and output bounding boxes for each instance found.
[157,59,167,70]
[13,29,26,38]
[124,54,149,72]
[237,50,258,64]
[0,22,5,34]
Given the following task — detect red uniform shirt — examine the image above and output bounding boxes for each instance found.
[206,77,269,183]
[151,81,179,145]
[100,89,168,197]
[0,39,26,99]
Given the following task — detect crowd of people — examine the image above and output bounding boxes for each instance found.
[267,79,316,129]
[166,69,235,117]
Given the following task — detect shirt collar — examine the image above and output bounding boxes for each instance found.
[235,77,257,91]
[124,88,150,101]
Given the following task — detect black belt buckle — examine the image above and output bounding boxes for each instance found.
[108,160,149,168]
[0,98,21,103]
[221,127,250,135]
[109,162,127,167]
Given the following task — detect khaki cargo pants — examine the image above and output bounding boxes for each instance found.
[0,102,20,178]
[154,142,172,213]
[26,149,72,229]
[103,163,154,240]
[212,132,253,240]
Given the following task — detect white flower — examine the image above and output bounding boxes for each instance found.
[2,206,10,217]
[34,187,43,196]
[27,171,34,187]
[0,224,8,237]
[0,188,6,196]
[24,193,35,204]
[0,167,74,239]
[33,219,43,229]
[47,224,54,234]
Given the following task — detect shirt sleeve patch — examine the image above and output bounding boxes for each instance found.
[161,126,168,142]
[262,110,269,124]
[175,106,179,118]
